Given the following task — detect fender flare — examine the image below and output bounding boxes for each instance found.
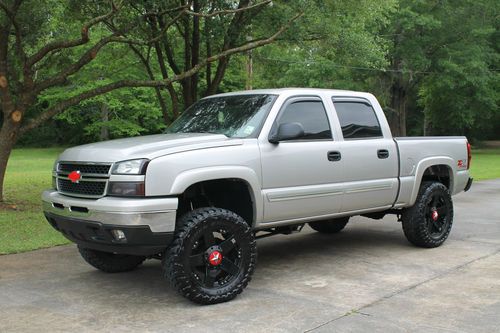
[170,166,263,225]
[409,157,456,206]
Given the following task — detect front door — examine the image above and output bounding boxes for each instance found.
[260,96,344,223]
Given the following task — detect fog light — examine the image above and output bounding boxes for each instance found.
[111,229,127,242]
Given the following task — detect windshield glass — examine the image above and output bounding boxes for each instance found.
[165,94,277,138]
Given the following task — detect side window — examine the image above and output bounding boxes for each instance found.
[333,101,383,139]
[276,100,332,140]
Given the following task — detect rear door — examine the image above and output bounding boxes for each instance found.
[332,97,399,212]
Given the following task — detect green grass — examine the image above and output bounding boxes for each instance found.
[0,146,499,255]
[0,148,68,254]
[470,148,500,181]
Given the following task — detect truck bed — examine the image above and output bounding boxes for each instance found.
[393,136,470,207]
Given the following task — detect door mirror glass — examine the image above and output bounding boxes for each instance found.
[269,122,305,143]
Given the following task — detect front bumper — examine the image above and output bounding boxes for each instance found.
[45,212,173,255]
[42,190,178,255]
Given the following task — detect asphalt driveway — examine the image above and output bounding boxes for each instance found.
[1,180,499,332]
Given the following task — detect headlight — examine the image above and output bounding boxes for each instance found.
[111,159,149,175]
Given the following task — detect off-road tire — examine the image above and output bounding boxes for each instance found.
[309,217,350,234]
[402,181,454,248]
[164,207,257,305]
[78,247,146,273]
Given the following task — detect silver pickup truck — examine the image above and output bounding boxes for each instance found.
[42,88,473,304]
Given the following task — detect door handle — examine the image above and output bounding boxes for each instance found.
[327,151,341,162]
[377,149,389,159]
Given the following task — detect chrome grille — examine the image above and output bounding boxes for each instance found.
[55,162,111,198]
[57,178,107,196]
[58,163,110,175]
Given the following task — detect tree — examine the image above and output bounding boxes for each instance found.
[0,0,302,202]
[249,0,396,95]
[380,0,499,136]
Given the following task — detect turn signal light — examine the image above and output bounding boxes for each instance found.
[108,182,145,197]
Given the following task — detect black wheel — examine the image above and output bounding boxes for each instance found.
[309,217,349,234]
[164,207,257,305]
[402,181,454,248]
[78,247,146,273]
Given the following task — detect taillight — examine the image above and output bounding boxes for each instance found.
[467,142,472,170]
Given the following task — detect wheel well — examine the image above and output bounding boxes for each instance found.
[176,179,254,226]
[421,164,451,189]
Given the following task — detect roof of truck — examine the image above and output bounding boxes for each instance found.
[203,88,372,99]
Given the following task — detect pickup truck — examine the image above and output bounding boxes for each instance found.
[42,88,473,304]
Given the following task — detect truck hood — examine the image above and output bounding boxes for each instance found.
[58,133,243,162]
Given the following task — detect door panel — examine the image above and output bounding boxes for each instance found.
[332,98,399,211]
[260,141,344,221]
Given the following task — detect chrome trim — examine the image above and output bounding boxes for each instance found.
[108,174,146,182]
[57,160,113,166]
[55,171,112,178]
[55,175,108,182]
[55,161,113,198]
[42,200,177,233]
[344,184,393,194]
[57,189,109,199]
[267,190,342,202]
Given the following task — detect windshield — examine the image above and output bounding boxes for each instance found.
[165,94,277,138]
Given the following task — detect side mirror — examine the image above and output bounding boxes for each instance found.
[269,122,305,144]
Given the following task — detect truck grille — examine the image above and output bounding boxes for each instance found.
[55,162,111,198]
[58,163,110,175]
[57,178,107,196]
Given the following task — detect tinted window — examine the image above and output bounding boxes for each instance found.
[333,101,382,139]
[276,100,332,140]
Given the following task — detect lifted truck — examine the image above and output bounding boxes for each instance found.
[42,88,473,304]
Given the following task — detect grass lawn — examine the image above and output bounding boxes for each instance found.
[0,146,499,255]
[0,148,68,254]
[469,148,500,181]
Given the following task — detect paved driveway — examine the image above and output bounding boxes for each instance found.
[1,180,499,332]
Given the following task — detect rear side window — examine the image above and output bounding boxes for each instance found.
[333,101,382,139]
[277,100,332,140]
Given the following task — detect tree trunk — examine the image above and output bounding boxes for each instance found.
[127,44,171,124]
[190,0,200,103]
[246,49,253,90]
[389,74,407,137]
[100,103,109,141]
[182,16,193,107]
[205,57,229,96]
[205,16,212,90]
[0,113,21,202]
[423,112,433,136]
[151,41,179,122]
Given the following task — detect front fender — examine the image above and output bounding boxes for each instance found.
[170,166,263,225]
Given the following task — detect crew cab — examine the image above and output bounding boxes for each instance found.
[42,88,473,304]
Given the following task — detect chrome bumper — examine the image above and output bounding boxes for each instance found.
[42,190,178,233]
